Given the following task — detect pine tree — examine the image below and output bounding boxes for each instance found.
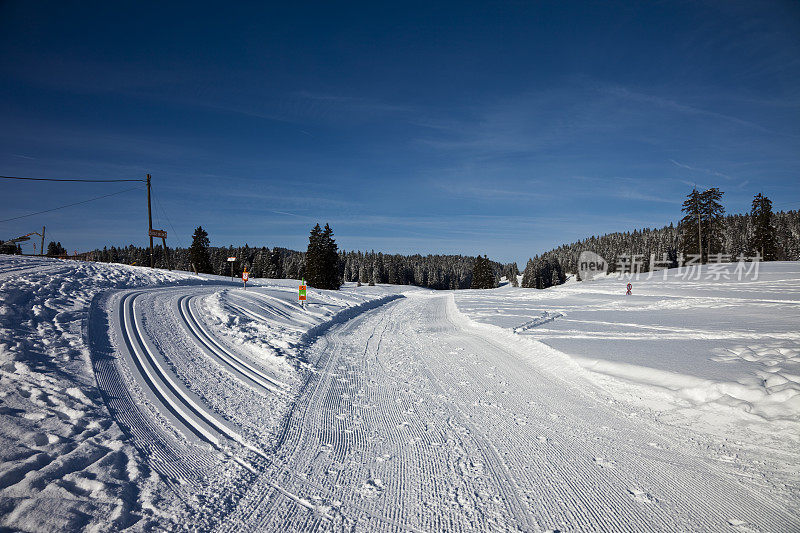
[46,241,67,257]
[189,226,213,274]
[321,223,341,289]
[306,223,341,289]
[749,193,777,260]
[680,188,704,261]
[305,223,324,287]
[267,247,283,278]
[470,255,495,289]
[700,188,725,260]
[470,256,482,288]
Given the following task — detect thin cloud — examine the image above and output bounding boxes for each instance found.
[606,86,774,134]
[669,159,735,180]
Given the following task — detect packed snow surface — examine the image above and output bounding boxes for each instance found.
[456,263,800,428]
[1,255,798,531]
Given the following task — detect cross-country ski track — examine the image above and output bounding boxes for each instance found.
[84,282,798,532]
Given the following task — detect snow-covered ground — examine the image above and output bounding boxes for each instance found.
[454,262,800,517]
[1,255,798,531]
[455,263,800,426]
[0,255,408,530]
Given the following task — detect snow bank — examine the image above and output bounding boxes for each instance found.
[298,294,405,347]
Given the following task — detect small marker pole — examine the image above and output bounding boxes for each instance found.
[299,278,307,310]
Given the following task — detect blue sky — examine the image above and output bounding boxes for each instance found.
[1,1,799,265]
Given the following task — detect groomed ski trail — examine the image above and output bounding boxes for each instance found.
[223,293,799,532]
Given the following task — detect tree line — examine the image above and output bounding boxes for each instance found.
[87,224,517,291]
[521,190,799,287]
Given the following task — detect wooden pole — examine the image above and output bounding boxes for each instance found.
[162,237,171,270]
[147,174,154,268]
[41,226,45,257]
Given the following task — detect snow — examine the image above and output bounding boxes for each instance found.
[1,254,798,531]
[454,262,800,507]
[455,263,800,426]
[0,255,413,530]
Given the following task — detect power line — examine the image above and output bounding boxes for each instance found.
[0,185,144,224]
[1,175,145,182]
[153,191,184,248]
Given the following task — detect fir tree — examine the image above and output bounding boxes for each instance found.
[305,223,324,287]
[189,226,213,274]
[306,223,341,289]
[267,247,283,278]
[521,256,566,289]
[470,255,495,289]
[321,224,341,289]
[700,188,725,260]
[749,193,777,260]
[680,188,704,260]
[46,241,67,257]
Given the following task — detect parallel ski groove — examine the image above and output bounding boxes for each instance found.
[177,294,288,393]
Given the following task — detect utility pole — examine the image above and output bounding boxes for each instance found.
[147,174,154,268]
[41,226,45,257]
[162,236,171,270]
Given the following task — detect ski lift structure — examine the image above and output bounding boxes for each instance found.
[3,227,46,255]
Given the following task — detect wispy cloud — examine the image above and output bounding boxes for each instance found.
[669,159,734,180]
[669,159,753,191]
[604,86,774,134]
[294,91,412,115]
[611,188,682,205]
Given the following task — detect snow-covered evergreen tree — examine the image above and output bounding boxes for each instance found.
[749,193,777,260]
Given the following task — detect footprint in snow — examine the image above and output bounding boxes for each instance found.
[593,457,616,469]
[357,478,385,499]
[727,518,756,532]
[628,488,657,504]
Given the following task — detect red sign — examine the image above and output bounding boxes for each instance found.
[242,271,249,282]
[299,284,307,301]
[626,283,632,295]
[149,229,167,238]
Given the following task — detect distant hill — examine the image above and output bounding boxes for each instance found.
[522,210,800,287]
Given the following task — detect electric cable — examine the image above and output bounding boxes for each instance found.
[1,175,145,182]
[0,185,145,223]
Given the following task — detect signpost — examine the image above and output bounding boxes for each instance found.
[242,268,249,289]
[626,282,632,295]
[299,279,307,308]
[147,227,171,270]
[227,257,236,281]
